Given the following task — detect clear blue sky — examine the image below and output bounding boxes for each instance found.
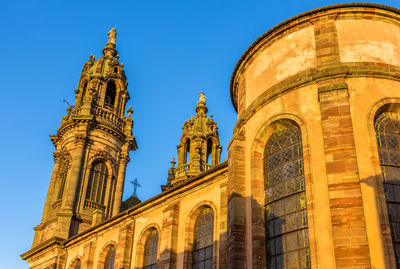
[1,0,399,268]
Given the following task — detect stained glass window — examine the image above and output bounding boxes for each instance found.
[86,161,108,204]
[193,207,214,269]
[57,161,69,200]
[143,229,159,269]
[375,112,400,267]
[104,246,115,269]
[264,122,311,269]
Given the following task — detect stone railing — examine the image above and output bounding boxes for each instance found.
[52,199,62,209]
[175,163,191,174]
[201,163,213,171]
[95,106,125,130]
[84,199,106,212]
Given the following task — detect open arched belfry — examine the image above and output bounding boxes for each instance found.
[21,3,400,269]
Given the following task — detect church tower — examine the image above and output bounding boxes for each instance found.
[32,28,137,246]
[162,93,222,190]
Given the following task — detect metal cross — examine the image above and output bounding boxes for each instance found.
[130,178,141,197]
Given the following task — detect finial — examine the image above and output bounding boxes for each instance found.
[171,157,176,168]
[223,158,226,162]
[210,113,213,119]
[107,28,117,45]
[127,106,133,117]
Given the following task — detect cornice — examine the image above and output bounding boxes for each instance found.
[20,237,65,261]
[232,62,400,135]
[229,3,400,112]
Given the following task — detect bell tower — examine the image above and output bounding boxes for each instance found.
[163,93,222,190]
[32,28,137,246]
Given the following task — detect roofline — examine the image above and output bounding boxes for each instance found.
[229,2,400,112]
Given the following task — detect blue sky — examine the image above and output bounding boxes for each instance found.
[1,0,399,268]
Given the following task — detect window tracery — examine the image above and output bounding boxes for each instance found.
[375,112,400,266]
[264,122,310,268]
[86,161,108,204]
[192,207,214,269]
[143,229,159,269]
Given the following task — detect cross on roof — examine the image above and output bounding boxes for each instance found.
[130,178,141,197]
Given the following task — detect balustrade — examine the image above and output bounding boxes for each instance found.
[84,199,106,212]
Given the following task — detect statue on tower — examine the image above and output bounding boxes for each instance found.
[107,28,117,45]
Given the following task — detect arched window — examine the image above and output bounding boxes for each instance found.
[375,112,400,265]
[206,139,213,165]
[185,139,191,164]
[57,161,69,200]
[192,207,214,269]
[104,245,115,269]
[143,229,159,269]
[71,259,81,269]
[264,122,310,268]
[105,81,117,107]
[86,161,108,204]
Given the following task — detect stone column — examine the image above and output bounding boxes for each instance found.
[113,153,129,216]
[159,202,180,269]
[227,133,247,269]
[62,134,86,211]
[191,138,202,173]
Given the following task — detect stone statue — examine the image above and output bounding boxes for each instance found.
[107,28,117,45]
[199,92,206,103]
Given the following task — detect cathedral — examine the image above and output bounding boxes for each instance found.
[21,3,400,269]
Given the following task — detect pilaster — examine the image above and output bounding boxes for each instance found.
[227,133,247,269]
[115,221,135,269]
[159,201,180,269]
[313,12,371,268]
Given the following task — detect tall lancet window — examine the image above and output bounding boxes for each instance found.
[192,207,214,269]
[264,121,310,268]
[57,161,69,200]
[86,161,108,205]
[143,229,159,269]
[375,112,400,266]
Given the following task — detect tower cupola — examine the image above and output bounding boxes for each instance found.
[162,93,222,190]
[31,29,137,246]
